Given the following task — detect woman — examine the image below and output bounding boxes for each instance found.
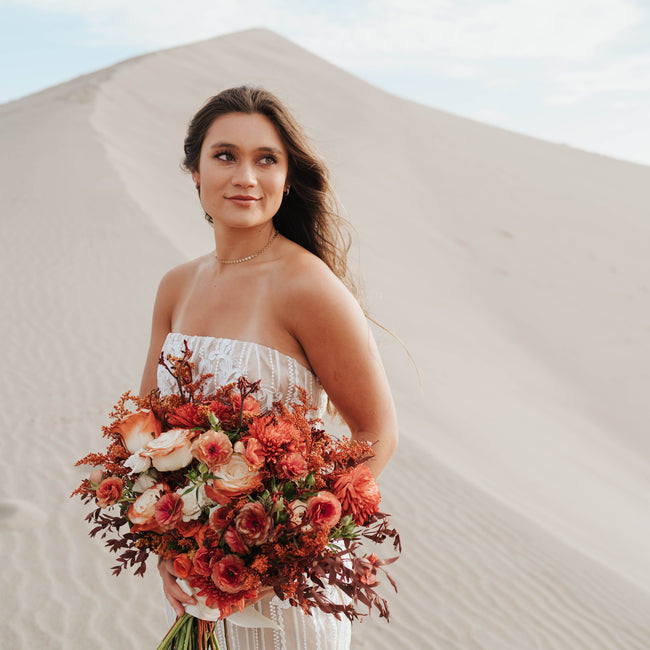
[139,86,398,649]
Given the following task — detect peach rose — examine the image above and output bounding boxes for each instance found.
[234,502,272,546]
[224,528,249,555]
[276,451,308,480]
[211,555,248,594]
[306,491,342,529]
[333,464,381,524]
[242,438,266,470]
[203,454,262,505]
[95,476,123,508]
[140,429,195,472]
[116,410,162,453]
[126,483,166,532]
[191,429,233,469]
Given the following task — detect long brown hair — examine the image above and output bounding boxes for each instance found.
[183,86,357,298]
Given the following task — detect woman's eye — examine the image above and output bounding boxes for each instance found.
[215,151,234,161]
[259,155,278,165]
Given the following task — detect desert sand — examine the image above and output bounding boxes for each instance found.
[1,28,650,649]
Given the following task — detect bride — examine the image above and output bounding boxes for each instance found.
[138,86,398,649]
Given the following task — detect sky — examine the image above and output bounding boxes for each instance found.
[1,0,650,167]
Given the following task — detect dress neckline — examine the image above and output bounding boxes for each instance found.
[164,332,317,378]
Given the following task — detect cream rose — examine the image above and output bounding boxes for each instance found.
[126,482,166,530]
[139,429,195,472]
[204,453,262,505]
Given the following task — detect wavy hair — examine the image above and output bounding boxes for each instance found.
[183,86,357,298]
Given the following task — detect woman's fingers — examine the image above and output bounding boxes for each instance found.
[158,559,196,617]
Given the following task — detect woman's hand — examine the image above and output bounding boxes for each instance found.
[159,559,197,618]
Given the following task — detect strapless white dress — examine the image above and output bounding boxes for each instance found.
[158,333,352,650]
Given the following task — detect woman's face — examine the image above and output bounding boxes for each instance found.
[194,112,289,231]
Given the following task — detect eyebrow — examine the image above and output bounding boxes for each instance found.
[209,142,284,155]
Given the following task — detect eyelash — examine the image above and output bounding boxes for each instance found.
[214,150,278,165]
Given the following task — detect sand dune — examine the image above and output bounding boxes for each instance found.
[1,28,649,649]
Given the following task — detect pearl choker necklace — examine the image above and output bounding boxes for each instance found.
[215,230,279,264]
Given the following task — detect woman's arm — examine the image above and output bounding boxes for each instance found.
[285,260,398,477]
[139,267,199,616]
[139,268,185,396]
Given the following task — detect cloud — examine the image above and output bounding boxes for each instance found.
[554,54,650,95]
[5,0,643,70]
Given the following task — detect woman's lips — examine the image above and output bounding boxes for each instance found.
[227,195,260,206]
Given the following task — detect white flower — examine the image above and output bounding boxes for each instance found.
[132,472,157,493]
[125,452,151,473]
[177,486,201,521]
[176,483,217,521]
[197,484,216,508]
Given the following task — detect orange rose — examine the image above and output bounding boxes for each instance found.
[191,429,233,470]
[173,554,192,579]
[193,546,221,576]
[306,491,342,529]
[203,454,262,505]
[333,464,381,524]
[177,519,203,538]
[209,506,233,532]
[95,476,123,508]
[116,410,162,453]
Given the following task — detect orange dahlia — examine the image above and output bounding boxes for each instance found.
[333,464,381,524]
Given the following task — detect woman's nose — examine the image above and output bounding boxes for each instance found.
[232,161,257,187]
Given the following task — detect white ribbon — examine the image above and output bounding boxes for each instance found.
[176,578,280,630]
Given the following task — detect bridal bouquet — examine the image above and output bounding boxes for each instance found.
[72,341,400,650]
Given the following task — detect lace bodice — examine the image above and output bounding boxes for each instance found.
[158,333,327,416]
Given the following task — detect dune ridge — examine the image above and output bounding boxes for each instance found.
[2,28,649,648]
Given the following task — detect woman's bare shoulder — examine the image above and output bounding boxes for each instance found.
[277,239,346,297]
[157,254,211,297]
[275,240,361,338]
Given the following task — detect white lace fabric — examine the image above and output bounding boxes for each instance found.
[158,333,351,650]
